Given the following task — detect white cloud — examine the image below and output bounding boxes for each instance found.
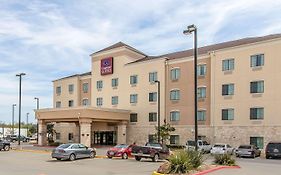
[0,0,281,122]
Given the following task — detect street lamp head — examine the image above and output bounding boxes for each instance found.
[16,73,26,77]
[154,80,160,83]
[34,97,38,100]
[13,104,16,107]
[183,24,197,35]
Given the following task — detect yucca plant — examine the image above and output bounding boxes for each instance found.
[165,150,204,174]
[213,154,236,166]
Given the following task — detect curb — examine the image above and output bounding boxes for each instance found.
[152,165,240,175]
[193,166,240,175]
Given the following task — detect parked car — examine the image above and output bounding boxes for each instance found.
[235,145,261,158]
[265,141,281,159]
[185,140,212,153]
[107,144,133,159]
[210,143,234,155]
[131,142,170,162]
[0,139,10,151]
[6,135,29,142]
[51,143,96,161]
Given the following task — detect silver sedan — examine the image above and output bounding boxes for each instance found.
[51,143,96,161]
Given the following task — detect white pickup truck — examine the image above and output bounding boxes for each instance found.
[185,140,212,153]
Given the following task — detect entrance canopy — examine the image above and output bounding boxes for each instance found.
[35,106,130,123]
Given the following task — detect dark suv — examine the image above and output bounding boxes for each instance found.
[265,142,281,159]
[0,139,10,151]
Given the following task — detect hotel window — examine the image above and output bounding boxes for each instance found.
[112,96,118,105]
[82,99,89,106]
[130,75,138,85]
[148,134,156,143]
[170,135,180,145]
[130,113,138,122]
[149,92,157,102]
[171,68,180,80]
[222,108,234,120]
[250,137,264,149]
[112,78,118,87]
[149,112,157,122]
[197,110,206,121]
[68,133,74,141]
[170,90,180,100]
[250,81,264,93]
[170,111,180,121]
[83,83,88,93]
[222,59,234,71]
[250,107,264,120]
[96,97,103,106]
[68,84,74,93]
[197,87,206,99]
[56,86,61,95]
[55,133,61,140]
[130,94,138,103]
[68,100,74,107]
[149,72,158,82]
[55,101,61,108]
[197,64,206,76]
[222,84,234,96]
[97,80,103,89]
[251,54,264,67]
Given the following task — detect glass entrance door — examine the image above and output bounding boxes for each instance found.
[93,131,116,145]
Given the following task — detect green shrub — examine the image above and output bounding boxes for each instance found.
[213,154,236,166]
[165,150,204,174]
[48,142,60,146]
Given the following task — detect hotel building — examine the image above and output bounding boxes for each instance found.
[36,33,281,149]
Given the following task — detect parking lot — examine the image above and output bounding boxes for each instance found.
[0,150,162,175]
[1,144,281,175]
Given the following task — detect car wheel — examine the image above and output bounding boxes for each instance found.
[4,145,10,151]
[107,156,112,159]
[252,153,256,159]
[266,155,270,159]
[90,151,96,158]
[122,153,128,159]
[135,156,141,161]
[69,153,76,161]
[56,158,62,160]
[152,154,159,162]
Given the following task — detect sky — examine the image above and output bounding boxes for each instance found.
[1,0,281,124]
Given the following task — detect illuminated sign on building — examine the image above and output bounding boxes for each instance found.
[100,57,113,75]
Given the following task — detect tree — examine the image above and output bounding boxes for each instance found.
[155,123,175,144]
[47,123,56,143]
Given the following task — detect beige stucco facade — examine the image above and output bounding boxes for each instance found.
[35,34,281,149]
[210,38,281,148]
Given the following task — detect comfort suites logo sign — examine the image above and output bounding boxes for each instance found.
[100,57,113,75]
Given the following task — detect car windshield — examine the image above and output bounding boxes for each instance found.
[58,144,71,149]
[239,145,251,149]
[203,141,209,145]
[267,143,281,150]
[146,143,161,147]
[214,144,225,148]
[115,144,128,148]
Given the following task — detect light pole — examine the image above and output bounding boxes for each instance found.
[34,97,39,144]
[16,72,26,145]
[26,112,29,137]
[183,24,198,150]
[154,80,161,143]
[12,104,16,135]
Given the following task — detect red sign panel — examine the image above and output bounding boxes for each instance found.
[100,57,113,75]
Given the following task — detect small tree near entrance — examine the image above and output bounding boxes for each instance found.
[47,123,56,143]
[155,123,175,144]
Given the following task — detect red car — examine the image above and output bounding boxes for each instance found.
[107,144,133,159]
